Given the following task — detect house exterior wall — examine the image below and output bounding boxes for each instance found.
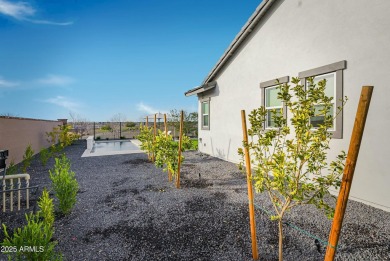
[0,117,63,166]
[197,0,390,211]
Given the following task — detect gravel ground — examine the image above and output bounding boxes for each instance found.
[1,140,390,260]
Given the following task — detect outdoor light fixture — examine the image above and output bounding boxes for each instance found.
[0,149,8,170]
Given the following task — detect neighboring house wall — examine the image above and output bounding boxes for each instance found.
[196,0,390,211]
[0,117,63,166]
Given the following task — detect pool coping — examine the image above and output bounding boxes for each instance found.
[81,139,143,157]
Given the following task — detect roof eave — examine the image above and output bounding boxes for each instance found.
[184,81,217,97]
[202,0,279,84]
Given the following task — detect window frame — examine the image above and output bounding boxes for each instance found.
[200,97,210,130]
[260,76,289,130]
[298,60,346,139]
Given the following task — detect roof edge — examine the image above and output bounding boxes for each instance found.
[202,0,278,84]
[185,81,217,97]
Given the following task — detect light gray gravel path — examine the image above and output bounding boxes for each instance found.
[1,140,389,260]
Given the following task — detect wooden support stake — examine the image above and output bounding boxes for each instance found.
[164,114,168,135]
[153,114,157,162]
[176,110,184,188]
[241,110,259,260]
[146,116,150,160]
[164,114,172,181]
[324,86,373,261]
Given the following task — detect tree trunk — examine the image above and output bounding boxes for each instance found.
[278,219,283,261]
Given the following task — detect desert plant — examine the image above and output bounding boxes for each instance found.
[40,148,51,167]
[46,124,78,150]
[137,126,155,159]
[22,144,34,173]
[49,155,79,215]
[1,190,61,260]
[38,188,55,228]
[238,77,347,260]
[5,160,18,175]
[101,124,112,131]
[125,121,136,128]
[154,131,191,176]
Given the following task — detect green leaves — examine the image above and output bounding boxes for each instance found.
[1,189,62,260]
[40,147,51,167]
[38,188,55,229]
[22,144,34,173]
[154,130,191,176]
[239,77,347,221]
[49,155,79,215]
[137,126,155,156]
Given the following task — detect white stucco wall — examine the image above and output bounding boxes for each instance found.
[197,0,390,211]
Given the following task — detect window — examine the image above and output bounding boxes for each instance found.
[260,76,289,129]
[299,60,346,139]
[310,73,336,129]
[201,98,210,130]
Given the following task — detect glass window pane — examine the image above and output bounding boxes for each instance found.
[313,73,335,98]
[310,104,334,128]
[202,102,209,114]
[203,115,209,127]
[266,87,281,107]
[266,109,281,128]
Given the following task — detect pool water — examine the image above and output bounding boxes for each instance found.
[91,141,139,153]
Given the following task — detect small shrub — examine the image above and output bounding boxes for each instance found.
[40,148,51,167]
[49,144,62,157]
[1,190,61,260]
[38,188,55,228]
[191,139,199,150]
[22,144,34,173]
[46,124,78,150]
[125,122,136,128]
[101,125,112,131]
[154,131,191,176]
[49,155,79,215]
[137,126,154,159]
[95,136,101,140]
[6,160,18,175]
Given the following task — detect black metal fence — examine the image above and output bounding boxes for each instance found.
[92,122,141,140]
[70,120,197,141]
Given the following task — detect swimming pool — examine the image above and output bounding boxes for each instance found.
[81,139,142,157]
[91,141,139,153]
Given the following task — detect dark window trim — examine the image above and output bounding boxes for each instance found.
[200,97,210,130]
[299,60,346,139]
[260,76,289,130]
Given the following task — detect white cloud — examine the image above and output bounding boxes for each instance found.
[0,0,73,26]
[37,74,74,86]
[136,102,167,116]
[26,18,73,26]
[0,76,19,88]
[43,96,80,111]
[0,0,34,19]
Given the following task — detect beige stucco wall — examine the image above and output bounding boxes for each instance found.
[0,117,63,166]
[197,0,390,211]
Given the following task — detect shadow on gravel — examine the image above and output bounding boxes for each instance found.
[122,158,150,165]
[181,178,213,189]
[82,193,252,261]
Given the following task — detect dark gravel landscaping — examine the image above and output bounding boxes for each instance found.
[1,140,390,260]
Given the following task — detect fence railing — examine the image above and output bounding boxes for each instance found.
[1,173,38,212]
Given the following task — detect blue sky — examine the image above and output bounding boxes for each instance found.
[0,0,260,122]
